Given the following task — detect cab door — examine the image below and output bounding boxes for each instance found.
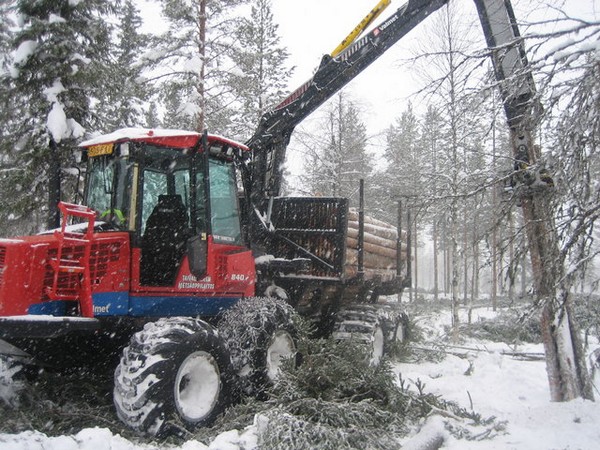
[207,158,255,296]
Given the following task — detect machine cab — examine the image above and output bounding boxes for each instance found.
[79,128,255,301]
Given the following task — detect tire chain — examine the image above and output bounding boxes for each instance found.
[114,317,220,436]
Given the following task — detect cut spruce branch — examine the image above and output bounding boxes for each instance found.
[411,345,545,361]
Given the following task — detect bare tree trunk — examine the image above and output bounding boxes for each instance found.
[520,214,528,297]
[433,219,439,301]
[498,243,505,296]
[470,214,479,324]
[463,218,469,306]
[508,210,515,302]
[450,209,460,340]
[197,0,206,132]
[472,241,479,297]
[48,138,61,229]
[413,217,418,301]
[443,218,449,295]
[492,223,498,311]
[521,258,528,297]
[491,97,498,310]
[514,129,594,401]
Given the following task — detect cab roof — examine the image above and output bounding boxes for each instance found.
[79,128,250,152]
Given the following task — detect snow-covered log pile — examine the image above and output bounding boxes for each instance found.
[344,209,407,282]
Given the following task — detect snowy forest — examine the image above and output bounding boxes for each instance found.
[1,0,600,448]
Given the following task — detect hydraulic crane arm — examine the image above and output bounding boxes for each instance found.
[473,0,538,130]
[246,0,541,206]
[473,0,542,178]
[246,0,449,204]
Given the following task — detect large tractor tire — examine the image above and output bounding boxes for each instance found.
[377,305,409,346]
[332,305,386,366]
[0,355,25,407]
[219,297,300,397]
[113,317,235,437]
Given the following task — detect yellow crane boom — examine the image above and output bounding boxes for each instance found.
[331,0,392,57]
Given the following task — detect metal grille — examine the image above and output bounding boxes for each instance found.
[42,241,123,301]
[269,197,348,277]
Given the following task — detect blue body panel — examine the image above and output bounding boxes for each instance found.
[128,295,240,317]
[28,301,69,316]
[91,291,130,316]
[27,292,240,318]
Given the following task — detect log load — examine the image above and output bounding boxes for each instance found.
[344,265,397,282]
[344,209,408,281]
[348,210,407,239]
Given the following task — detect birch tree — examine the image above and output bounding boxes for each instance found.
[475,0,600,401]
[420,105,446,301]
[411,1,482,332]
[539,48,600,403]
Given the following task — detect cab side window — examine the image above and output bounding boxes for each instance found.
[140,170,167,234]
[209,160,242,244]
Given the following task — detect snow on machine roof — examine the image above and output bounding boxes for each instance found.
[79,128,250,152]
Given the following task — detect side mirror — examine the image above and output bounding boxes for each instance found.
[187,235,208,279]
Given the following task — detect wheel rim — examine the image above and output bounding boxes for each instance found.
[266,330,296,381]
[370,326,385,366]
[174,351,221,422]
[395,322,405,343]
[265,285,289,301]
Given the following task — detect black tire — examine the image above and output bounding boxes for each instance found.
[332,305,386,366]
[219,297,300,397]
[0,355,25,407]
[113,317,235,437]
[376,306,409,346]
[393,312,410,343]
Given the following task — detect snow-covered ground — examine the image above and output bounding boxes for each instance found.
[1,306,600,449]
[395,307,600,449]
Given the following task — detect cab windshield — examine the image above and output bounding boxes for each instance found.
[85,154,132,227]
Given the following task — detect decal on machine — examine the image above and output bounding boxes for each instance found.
[94,304,111,314]
[87,143,114,157]
[178,274,215,290]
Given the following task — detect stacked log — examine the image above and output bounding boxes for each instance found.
[344,209,407,281]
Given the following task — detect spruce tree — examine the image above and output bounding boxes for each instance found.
[0,3,15,137]
[101,0,151,130]
[0,4,17,234]
[228,0,293,139]
[1,0,118,234]
[150,0,250,133]
[374,103,421,225]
